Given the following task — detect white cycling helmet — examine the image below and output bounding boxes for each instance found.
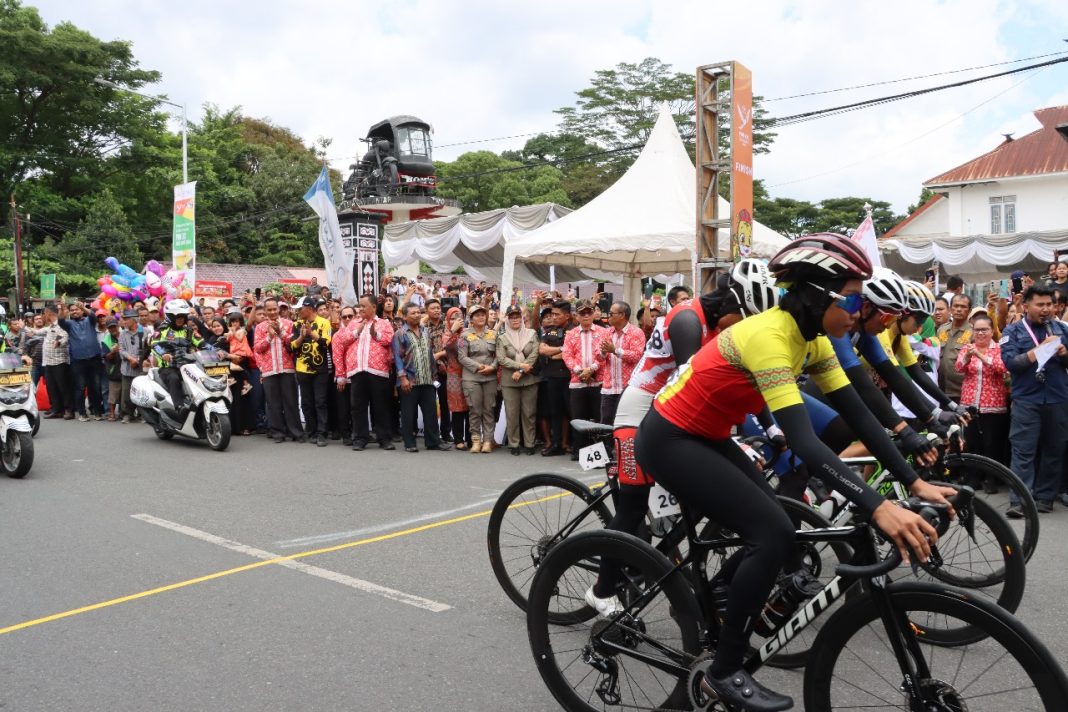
[163,298,191,325]
[730,259,779,315]
[862,267,908,312]
[904,280,936,317]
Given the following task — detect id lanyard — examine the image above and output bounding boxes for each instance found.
[1020,319,1046,349]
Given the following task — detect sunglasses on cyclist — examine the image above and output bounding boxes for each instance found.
[807,282,864,314]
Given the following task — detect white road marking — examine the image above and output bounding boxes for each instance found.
[131,513,451,613]
[272,497,500,549]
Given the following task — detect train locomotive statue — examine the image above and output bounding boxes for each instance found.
[341,115,439,206]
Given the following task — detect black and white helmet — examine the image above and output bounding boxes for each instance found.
[904,280,936,317]
[862,267,908,312]
[730,259,779,315]
[163,298,191,326]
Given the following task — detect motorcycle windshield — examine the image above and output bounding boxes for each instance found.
[196,350,230,378]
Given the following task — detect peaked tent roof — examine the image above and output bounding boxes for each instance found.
[925,105,1068,186]
[500,105,788,301]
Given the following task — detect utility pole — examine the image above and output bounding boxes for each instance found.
[10,194,23,310]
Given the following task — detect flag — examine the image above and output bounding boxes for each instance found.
[852,213,882,269]
[304,167,357,305]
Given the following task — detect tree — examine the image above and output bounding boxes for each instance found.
[51,189,141,291]
[434,151,569,213]
[0,0,164,224]
[753,180,820,240]
[811,197,901,236]
[907,187,936,215]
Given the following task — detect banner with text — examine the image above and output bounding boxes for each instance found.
[730,62,753,263]
[40,273,56,300]
[194,280,233,299]
[304,167,358,305]
[172,181,197,298]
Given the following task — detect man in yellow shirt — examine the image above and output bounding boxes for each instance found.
[291,297,333,446]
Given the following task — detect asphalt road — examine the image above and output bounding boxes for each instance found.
[1,418,1066,711]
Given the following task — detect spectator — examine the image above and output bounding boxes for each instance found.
[937,293,972,401]
[955,314,1010,493]
[3,315,24,354]
[254,298,303,443]
[332,306,357,445]
[378,294,398,325]
[1052,262,1068,304]
[118,309,144,424]
[598,301,645,425]
[539,300,572,456]
[58,301,105,421]
[393,304,449,452]
[41,305,73,419]
[24,314,45,393]
[424,298,451,442]
[932,297,950,330]
[1000,285,1068,515]
[562,299,606,461]
[497,304,540,455]
[941,274,965,305]
[305,277,323,297]
[291,297,333,447]
[457,303,498,454]
[442,306,470,449]
[332,294,395,451]
[244,305,267,433]
[667,286,692,307]
[1041,261,1058,287]
[101,317,123,421]
[458,283,469,310]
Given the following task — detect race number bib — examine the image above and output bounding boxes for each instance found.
[648,483,681,518]
[578,441,610,471]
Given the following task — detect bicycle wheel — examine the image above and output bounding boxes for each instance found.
[804,582,1068,711]
[939,452,1038,563]
[527,530,702,712]
[487,473,611,615]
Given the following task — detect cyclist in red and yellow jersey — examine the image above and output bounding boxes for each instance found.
[636,234,954,712]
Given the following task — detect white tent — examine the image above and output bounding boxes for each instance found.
[501,104,789,307]
[381,203,598,285]
[881,229,1068,281]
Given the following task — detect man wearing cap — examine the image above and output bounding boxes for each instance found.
[118,309,143,423]
[101,317,124,420]
[291,297,333,446]
[562,299,607,460]
[457,302,498,453]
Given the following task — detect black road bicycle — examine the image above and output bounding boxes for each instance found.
[526,488,1068,711]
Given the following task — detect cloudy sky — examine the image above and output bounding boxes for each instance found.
[30,0,1068,214]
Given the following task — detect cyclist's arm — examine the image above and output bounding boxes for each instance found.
[904,363,953,409]
[840,362,909,431]
[870,357,935,421]
[668,310,702,366]
[823,383,919,487]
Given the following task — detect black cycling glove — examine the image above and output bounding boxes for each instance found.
[897,425,936,461]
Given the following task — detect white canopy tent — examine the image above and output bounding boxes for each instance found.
[381,203,601,286]
[501,104,788,308]
[881,229,1068,281]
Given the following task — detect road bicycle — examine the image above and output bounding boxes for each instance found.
[526,488,1068,711]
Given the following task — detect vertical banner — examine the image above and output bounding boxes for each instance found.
[172,181,197,297]
[730,62,754,263]
[304,167,358,305]
[40,273,56,300]
[355,221,380,298]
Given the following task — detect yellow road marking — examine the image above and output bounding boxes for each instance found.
[0,485,586,636]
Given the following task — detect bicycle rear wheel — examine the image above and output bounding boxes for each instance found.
[939,452,1038,562]
[527,530,702,712]
[803,582,1068,711]
[487,473,611,615]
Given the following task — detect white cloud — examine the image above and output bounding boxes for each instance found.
[28,0,1068,215]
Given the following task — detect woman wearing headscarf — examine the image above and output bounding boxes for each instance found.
[442,306,471,449]
[497,304,540,455]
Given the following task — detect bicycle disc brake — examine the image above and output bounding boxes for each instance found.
[914,678,967,712]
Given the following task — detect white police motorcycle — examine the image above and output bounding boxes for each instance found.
[130,342,232,451]
[0,352,37,477]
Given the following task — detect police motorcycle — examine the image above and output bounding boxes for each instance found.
[0,352,37,477]
[130,339,232,451]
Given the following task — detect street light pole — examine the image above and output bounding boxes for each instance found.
[93,76,188,183]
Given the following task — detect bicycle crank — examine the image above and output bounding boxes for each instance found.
[581,645,621,705]
[910,678,967,712]
[687,652,731,711]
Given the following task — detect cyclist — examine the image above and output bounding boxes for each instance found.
[585,259,778,617]
[636,234,954,712]
[149,299,203,421]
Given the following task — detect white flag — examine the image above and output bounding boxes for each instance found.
[852,214,882,269]
[304,167,357,305]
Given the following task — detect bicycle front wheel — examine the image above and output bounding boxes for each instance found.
[487,473,611,615]
[804,581,1068,711]
[527,530,702,712]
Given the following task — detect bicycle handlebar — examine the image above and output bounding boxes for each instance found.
[835,486,975,579]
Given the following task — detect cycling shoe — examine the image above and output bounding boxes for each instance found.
[700,668,793,711]
[584,586,624,619]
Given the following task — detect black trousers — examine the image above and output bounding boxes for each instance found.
[158,367,185,411]
[296,370,330,436]
[263,372,303,439]
[336,382,352,442]
[45,363,73,414]
[400,383,442,449]
[964,412,1010,468]
[451,411,470,446]
[350,372,391,445]
[436,378,451,440]
[544,376,571,447]
[600,392,622,426]
[569,385,602,452]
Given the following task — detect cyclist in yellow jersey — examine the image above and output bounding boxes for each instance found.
[636,234,955,712]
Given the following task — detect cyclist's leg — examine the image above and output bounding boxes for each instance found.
[636,409,794,678]
[591,482,651,598]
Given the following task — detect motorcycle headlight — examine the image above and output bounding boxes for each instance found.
[202,377,227,393]
[0,386,29,405]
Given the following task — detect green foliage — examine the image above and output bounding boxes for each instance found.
[434,151,569,213]
[810,197,900,235]
[907,187,936,215]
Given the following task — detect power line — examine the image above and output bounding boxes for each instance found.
[764,49,1068,102]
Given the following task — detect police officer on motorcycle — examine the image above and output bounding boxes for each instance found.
[149,300,202,420]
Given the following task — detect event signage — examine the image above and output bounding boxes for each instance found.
[304,167,358,305]
[355,222,380,298]
[194,280,232,298]
[172,181,197,296]
[40,273,56,300]
[730,63,754,262]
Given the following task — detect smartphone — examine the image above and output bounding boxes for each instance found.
[254,287,262,300]
[1012,276,1023,294]
[924,268,936,283]
[990,280,998,295]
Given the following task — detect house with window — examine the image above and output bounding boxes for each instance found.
[881,104,1068,279]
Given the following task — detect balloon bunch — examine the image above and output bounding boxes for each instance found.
[90,258,193,315]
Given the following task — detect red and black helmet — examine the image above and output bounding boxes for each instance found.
[768,233,874,284]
